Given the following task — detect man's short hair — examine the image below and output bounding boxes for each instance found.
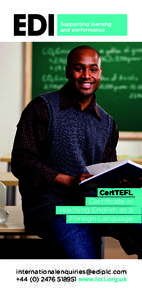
[67,45,101,67]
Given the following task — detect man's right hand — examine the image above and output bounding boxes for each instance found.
[54,173,93,187]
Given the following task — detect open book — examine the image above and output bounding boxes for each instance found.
[79,160,142,188]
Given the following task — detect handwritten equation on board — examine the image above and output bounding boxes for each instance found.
[39,45,142,100]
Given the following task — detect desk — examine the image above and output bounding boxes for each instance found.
[118,156,142,165]
[131,158,142,165]
[0,172,18,187]
[0,172,18,205]
[0,153,11,164]
[0,153,12,173]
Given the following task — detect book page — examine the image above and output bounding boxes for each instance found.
[86,160,127,176]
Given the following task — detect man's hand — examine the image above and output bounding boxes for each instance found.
[115,177,142,188]
[54,173,93,187]
[72,173,93,186]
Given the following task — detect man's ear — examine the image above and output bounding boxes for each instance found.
[100,67,102,79]
[65,66,69,79]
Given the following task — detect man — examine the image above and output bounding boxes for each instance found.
[11,45,142,258]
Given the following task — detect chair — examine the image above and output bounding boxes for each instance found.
[0,182,9,224]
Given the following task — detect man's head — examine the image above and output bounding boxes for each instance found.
[66,45,102,104]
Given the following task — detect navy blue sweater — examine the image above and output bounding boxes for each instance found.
[21,89,114,227]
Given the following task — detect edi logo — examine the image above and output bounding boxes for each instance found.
[14,14,54,36]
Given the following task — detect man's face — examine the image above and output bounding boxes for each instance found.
[66,48,102,101]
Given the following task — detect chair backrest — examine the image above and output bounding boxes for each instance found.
[0,182,6,206]
[0,182,9,224]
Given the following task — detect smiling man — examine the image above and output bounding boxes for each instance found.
[66,46,102,109]
[11,45,142,259]
[53,46,116,188]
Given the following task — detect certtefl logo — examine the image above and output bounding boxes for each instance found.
[13,14,54,36]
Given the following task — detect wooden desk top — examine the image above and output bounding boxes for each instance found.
[118,156,142,165]
[0,172,18,186]
[0,153,11,163]
[1,153,142,164]
[132,158,142,164]
[0,206,25,233]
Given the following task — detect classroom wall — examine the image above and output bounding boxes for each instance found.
[0,42,24,162]
[0,42,142,168]
[117,140,142,158]
[0,43,24,204]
